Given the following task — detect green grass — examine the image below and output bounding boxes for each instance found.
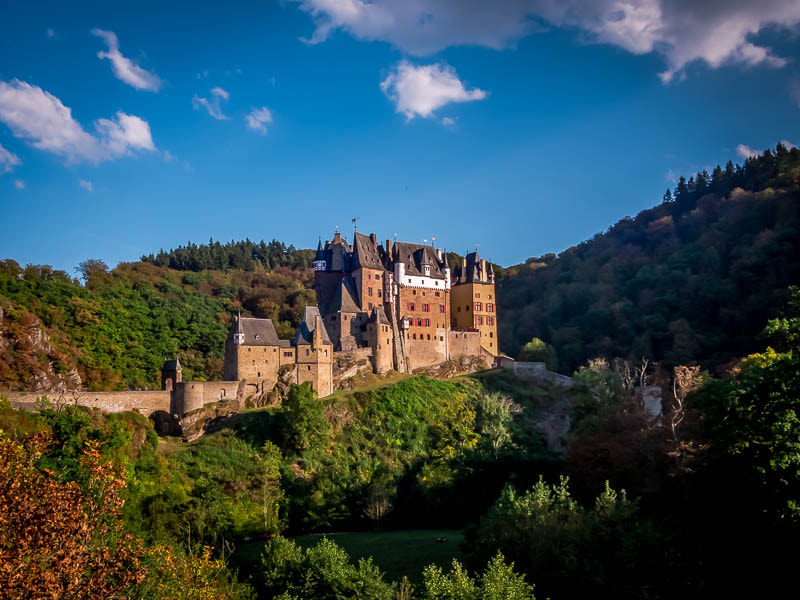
[233,529,464,585]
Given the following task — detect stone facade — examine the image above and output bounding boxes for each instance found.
[450,253,499,355]
[314,230,499,373]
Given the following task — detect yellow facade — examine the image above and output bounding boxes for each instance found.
[450,281,498,355]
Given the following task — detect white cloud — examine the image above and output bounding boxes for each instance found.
[192,87,229,120]
[780,139,796,150]
[736,143,759,159]
[0,142,21,173]
[91,28,163,92]
[14,179,24,189]
[0,79,157,164]
[381,61,486,120]
[79,179,93,192]
[163,149,191,170]
[245,106,273,134]
[294,0,800,82]
[442,116,455,126]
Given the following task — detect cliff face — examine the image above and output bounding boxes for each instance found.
[0,303,82,392]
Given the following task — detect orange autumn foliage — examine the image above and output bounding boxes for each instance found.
[0,433,146,599]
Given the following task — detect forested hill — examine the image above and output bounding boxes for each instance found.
[499,144,800,373]
[141,238,315,272]
[0,248,313,391]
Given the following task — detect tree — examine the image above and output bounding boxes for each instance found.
[517,338,558,371]
[75,258,109,286]
[697,290,800,521]
[281,383,332,453]
[421,554,536,600]
[662,188,673,204]
[475,393,522,454]
[0,433,146,598]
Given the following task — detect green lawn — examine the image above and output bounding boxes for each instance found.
[233,529,464,585]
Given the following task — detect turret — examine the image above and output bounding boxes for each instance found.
[233,313,245,345]
[160,358,182,391]
[313,238,327,271]
[442,249,451,287]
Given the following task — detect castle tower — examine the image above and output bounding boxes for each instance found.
[450,250,499,355]
[160,358,182,391]
[313,238,327,271]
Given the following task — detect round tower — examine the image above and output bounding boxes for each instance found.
[180,382,205,415]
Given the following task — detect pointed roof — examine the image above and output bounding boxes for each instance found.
[368,305,391,325]
[295,306,332,345]
[315,238,325,261]
[161,358,181,371]
[352,232,385,271]
[453,251,491,284]
[234,317,281,345]
[393,241,447,279]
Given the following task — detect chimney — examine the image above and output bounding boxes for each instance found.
[385,239,391,254]
[481,259,487,280]
[370,232,377,246]
[333,231,341,243]
[436,248,443,261]
[313,314,323,349]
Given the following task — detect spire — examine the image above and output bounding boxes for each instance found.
[315,237,324,259]
[442,248,449,269]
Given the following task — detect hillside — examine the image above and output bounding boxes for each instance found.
[0,247,313,391]
[499,144,800,373]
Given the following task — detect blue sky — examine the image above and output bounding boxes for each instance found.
[1,0,799,273]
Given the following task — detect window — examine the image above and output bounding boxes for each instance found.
[378,289,382,297]
[305,349,309,356]
[475,302,482,311]
[369,302,373,310]
[258,371,261,377]
[440,336,444,341]
[416,318,423,326]
[435,291,440,297]
[423,303,430,312]
[477,316,483,326]
[308,365,311,370]
[466,304,470,311]
[422,291,425,296]
[424,319,430,327]
[324,349,328,356]
[487,303,494,312]
[476,293,480,298]
[427,334,431,340]
[368,287,373,297]
[489,294,493,299]
[487,317,494,326]
[439,304,445,313]
[457,306,461,312]
[490,331,494,337]
[413,289,417,295]
[408,302,415,311]
[284,351,292,357]
[413,333,417,339]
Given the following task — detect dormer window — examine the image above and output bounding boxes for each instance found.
[423,264,431,276]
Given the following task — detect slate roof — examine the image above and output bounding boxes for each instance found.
[294,306,333,345]
[319,277,361,315]
[236,317,281,346]
[368,305,391,325]
[454,251,492,284]
[351,232,386,271]
[161,358,182,371]
[393,242,447,279]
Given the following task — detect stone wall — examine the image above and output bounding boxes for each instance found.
[5,390,172,416]
[448,330,482,359]
[512,361,573,388]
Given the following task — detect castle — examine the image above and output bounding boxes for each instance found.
[7,231,498,424]
[214,230,498,402]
